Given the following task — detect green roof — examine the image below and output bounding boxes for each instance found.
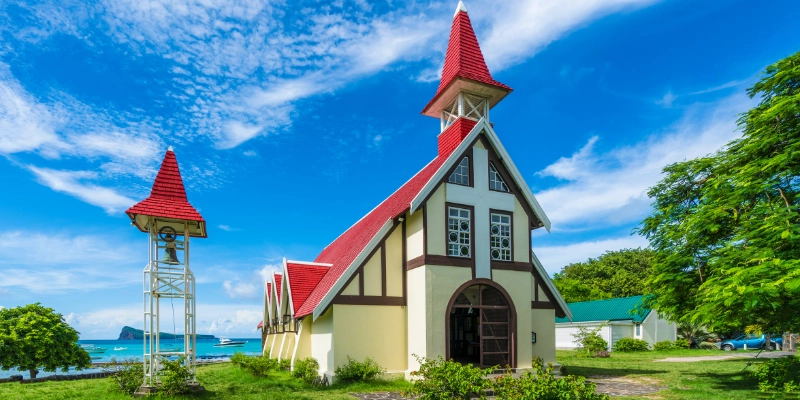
[555,295,651,324]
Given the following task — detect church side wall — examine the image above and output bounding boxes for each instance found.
[530,309,556,364]
[311,308,334,377]
[407,209,424,260]
[293,318,313,366]
[407,266,427,372]
[270,332,284,359]
[332,304,407,372]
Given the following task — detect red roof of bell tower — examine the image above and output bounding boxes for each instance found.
[422,1,511,117]
[126,147,207,237]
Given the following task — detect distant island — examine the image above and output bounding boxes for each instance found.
[117,326,216,340]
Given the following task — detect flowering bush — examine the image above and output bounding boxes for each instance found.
[404,355,493,400]
[572,326,609,357]
[492,358,610,399]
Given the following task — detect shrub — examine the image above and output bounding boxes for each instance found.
[404,355,492,400]
[653,340,675,351]
[698,342,718,350]
[751,356,800,393]
[230,353,277,377]
[572,326,608,356]
[335,356,385,383]
[103,358,143,395]
[159,356,194,396]
[673,339,691,349]
[593,351,611,358]
[492,358,609,400]
[292,357,320,384]
[613,338,649,352]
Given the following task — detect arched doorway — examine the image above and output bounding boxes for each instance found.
[445,279,516,368]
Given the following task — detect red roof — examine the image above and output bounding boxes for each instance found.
[423,7,511,113]
[295,119,476,318]
[274,273,283,306]
[126,149,206,235]
[286,262,330,315]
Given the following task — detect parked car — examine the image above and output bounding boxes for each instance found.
[718,334,783,351]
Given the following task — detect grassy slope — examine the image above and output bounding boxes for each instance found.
[556,349,774,399]
[0,363,412,400]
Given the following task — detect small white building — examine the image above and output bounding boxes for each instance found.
[555,296,676,350]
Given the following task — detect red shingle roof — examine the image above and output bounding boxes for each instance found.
[274,273,283,306]
[294,119,476,318]
[286,262,330,315]
[126,149,206,234]
[423,7,511,113]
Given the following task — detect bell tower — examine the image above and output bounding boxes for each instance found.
[126,146,206,393]
[421,1,512,132]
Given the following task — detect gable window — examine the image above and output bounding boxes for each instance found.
[489,163,509,192]
[490,213,511,261]
[448,206,471,257]
[448,157,470,186]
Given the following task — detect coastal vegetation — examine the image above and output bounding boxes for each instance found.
[117,326,215,341]
[0,303,91,379]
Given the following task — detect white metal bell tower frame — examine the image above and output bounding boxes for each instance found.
[142,217,197,386]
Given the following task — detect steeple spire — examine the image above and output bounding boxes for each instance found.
[422,1,512,123]
[126,147,207,237]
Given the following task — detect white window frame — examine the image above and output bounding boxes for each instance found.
[490,213,512,261]
[448,157,470,186]
[635,323,641,337]
[448,206,472,258]
[489,162,509,192]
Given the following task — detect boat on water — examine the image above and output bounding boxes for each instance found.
[213,337,247,347]
[80,344,107,354]
[113,347,128,351]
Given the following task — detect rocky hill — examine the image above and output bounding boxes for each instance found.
[117,326,215,340]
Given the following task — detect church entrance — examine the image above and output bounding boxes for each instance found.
[446,280,516,368]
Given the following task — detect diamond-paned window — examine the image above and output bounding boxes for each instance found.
[464,94,487,121]
[489,163,509,192]
[448,207,471,258]
[490,213,511,261]
[448,157,470,186]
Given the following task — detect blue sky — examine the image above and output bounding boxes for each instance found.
[0,0,797,339]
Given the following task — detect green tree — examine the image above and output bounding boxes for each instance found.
[552,248,654,303]
[0,303,91,378]
[638,50,800,334]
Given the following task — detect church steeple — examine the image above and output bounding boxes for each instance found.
[422,1,512,132]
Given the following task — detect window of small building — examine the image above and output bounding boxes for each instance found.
[635,323,641,336]
[448,157,470,186]
[448,206,471,257]
[489,163,509,192]
[490,213,511,261]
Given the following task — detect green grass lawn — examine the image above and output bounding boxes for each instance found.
[556,349,783,399]
[0,362,412,400]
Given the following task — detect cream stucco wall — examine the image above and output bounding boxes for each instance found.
[513,198,529,263]
[419,265,472,367]
[270,332,284,359]
[493,269,533,369]
[530,308,556,364]
[293,318,313,367]
[311,308,334,375]
[342,274,360,295]
[407,266,427,372]
[332,304,407,372]
[426,186,446,256]
[282,333,295,360]
[386,226,404,297]
[363,248,382,296]
[406,210,424,260]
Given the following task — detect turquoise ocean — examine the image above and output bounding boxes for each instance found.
[0,338,261,379]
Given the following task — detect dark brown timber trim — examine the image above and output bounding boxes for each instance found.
[381,242,387,297]
[491,262,532,272]
[406,255,425,270]
[531,301,555,310]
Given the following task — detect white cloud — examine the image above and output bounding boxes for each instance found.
[0,68,66,156]
[27,167,136,213]
[222,280,259,299]
[258,263,282,282]
[656,90,677,107]
[534,92,756,230]
[474,0,657,71]
[533,235,650,275]
[217,224,238,232]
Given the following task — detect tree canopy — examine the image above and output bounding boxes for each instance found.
[638,50,800,333]
[0,303,91,378]
[552,248,654,303]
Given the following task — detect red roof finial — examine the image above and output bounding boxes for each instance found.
[126,147,207,237]
[421,2,512,117]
